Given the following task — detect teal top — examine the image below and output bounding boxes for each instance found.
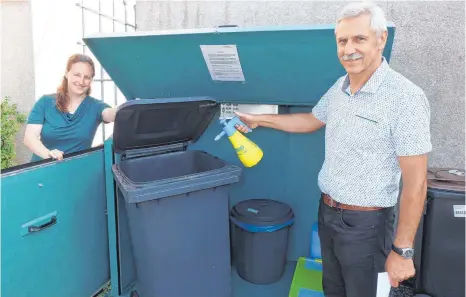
[27,94,111,162]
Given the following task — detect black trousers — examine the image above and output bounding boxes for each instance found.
[317,197,396,297]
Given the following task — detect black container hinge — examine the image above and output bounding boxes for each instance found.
[121,142,188,160]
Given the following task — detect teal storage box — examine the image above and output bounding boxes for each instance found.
[289,257,323,297]
[111,97,243,297]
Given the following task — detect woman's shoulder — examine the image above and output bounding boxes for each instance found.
[86,95,101,104]
[37,93,57,104]
[32,94,57,109]
[87,96,111,108]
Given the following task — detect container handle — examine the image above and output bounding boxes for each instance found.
[216,24,239,29]
[28,216,57,233]
[21,211,58,236]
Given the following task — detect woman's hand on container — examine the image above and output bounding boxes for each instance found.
[48,149,64,160]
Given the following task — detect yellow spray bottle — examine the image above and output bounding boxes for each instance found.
[214,117,264,168]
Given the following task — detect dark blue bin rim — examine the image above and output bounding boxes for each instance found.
[113,150,238,187]
[230,198,295,227]
[111,153,243,204]
[230,216,294,233]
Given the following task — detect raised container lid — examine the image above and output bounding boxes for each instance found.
[112,97,218,154]
[83,24,395,106]
[231,198,294,226]
[427,168,465,193]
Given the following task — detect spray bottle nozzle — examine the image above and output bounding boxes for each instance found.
[214,132,226,142]
[214,116,252,141]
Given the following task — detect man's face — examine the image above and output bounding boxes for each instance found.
[335,14,387,75]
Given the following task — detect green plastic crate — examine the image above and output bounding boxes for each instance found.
[289,257,324,297]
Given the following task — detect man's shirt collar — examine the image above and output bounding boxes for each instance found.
[340,56,390,95]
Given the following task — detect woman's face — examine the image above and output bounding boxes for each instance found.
[66,62,93,96]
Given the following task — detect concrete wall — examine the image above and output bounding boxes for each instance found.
[135,1,465,169]
[1,0,36,165]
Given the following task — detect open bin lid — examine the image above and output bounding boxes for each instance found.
[82,24,395,106]
[427,168,465,193]
[112,97,218,154]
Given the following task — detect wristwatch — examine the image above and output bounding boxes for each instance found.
[392,244,414,259]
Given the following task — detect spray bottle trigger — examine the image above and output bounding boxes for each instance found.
[214,116,252,141]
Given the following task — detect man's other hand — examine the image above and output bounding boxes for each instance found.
[385,250,415,288]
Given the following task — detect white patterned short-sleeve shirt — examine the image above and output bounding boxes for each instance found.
[312,57,432,207]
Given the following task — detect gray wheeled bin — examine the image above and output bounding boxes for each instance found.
[230,199,294,284]
[111,97,243,297]
[413,168,465,297]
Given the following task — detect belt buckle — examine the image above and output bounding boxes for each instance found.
[331,198,340,209]
[326,194,339,208]
[328,196,335,207]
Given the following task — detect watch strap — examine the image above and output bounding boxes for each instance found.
[392,244,403,255]
[392,244,414,259]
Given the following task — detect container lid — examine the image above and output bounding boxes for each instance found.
[231,198,294,226]
[112,97,218,153]
[83,24,395,106]
[427,168,465,193]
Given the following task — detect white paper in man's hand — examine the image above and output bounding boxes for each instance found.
[376,272,391,297]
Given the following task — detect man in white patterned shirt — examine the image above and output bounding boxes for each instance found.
[234,2,431,297]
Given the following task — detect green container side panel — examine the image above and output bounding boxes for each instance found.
[83,24,395,105]
[1,150,110,297]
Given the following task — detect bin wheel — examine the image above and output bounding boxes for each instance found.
[130,290,139,297]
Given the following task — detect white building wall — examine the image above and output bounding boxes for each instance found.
[1,0,36,165]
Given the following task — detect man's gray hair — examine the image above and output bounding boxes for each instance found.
[335,1,388,36]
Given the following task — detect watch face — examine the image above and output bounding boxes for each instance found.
[403,249,414,258]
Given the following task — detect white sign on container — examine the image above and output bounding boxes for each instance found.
[200,45,245,82]
[220,104,279,120]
